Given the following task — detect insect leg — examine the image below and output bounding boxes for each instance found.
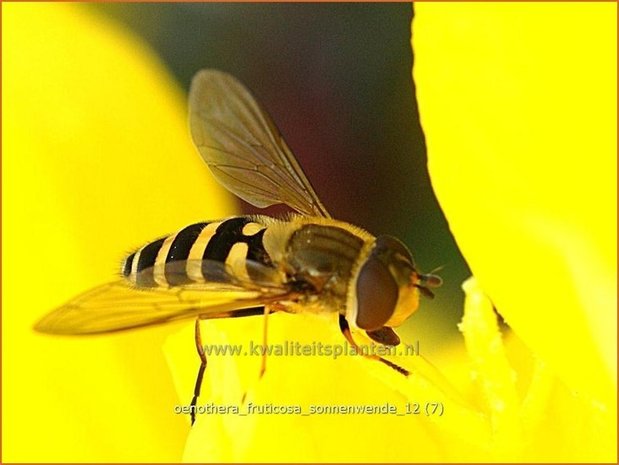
[259,305,271,378]
[258,302,290,378]
[337,315,410,377]
[190,306,266,425]
[190,318,207,426]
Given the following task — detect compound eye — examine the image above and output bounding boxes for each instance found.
[355,255,398,331]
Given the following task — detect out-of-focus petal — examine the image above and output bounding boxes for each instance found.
[3,3,233,461]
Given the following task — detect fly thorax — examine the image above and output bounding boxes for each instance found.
[284,223,365,306]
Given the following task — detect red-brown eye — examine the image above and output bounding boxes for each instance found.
[355,255,398,331]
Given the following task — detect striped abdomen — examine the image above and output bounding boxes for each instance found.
[122,216,272,288]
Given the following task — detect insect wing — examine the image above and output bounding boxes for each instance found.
[189,69,331,218]
[35,259,295,335]
[149,257,287,292]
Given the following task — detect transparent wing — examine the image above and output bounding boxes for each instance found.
[34,259,296,335]
[189,69,331,218]
[148,258,288,292]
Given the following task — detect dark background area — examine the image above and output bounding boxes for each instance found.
[93,3,470,346]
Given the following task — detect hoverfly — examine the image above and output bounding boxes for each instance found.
[35,70,442,424]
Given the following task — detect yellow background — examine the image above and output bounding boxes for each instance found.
[2,3,234,461]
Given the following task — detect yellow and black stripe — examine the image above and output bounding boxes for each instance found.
[122,217,272,288]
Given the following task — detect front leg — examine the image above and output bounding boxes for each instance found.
[337,315,410,377]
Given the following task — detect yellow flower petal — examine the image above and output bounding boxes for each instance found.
[168,314,455,462]
[412,3,616,461]
[460,278,522,455]
[3,3,233,461]
[460,278,615,461]
[413,2,616,406]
